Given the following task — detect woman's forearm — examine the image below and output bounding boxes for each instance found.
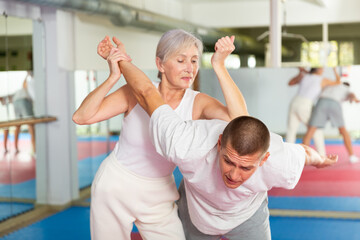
[72,75,119,124]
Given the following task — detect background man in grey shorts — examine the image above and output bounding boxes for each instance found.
[303,82,360,164]
[112,40,338,240]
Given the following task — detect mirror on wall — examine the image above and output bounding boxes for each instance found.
[0,14,35,222]
[74,70,127,191]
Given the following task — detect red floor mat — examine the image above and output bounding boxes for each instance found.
[269,144,360,197]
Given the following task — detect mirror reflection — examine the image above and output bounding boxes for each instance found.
[0,15,35,222]
[74,70,126,190]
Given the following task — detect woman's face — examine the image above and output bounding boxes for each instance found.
[158,45,200,89]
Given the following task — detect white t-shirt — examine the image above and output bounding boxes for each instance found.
[297,74,323,102]
[320,84,350,103]
[150,105,306,235]
[13,88,31,102]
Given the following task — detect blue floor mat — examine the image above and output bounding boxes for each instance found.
[269,196,360,212]
[3,206,360,240]
[0,206,137,240]
[293,138,360,145]
[1,207,91,240]
[0,180,35,199]
[270,216,360,240]
[78,153,108,189]
[0,202,34,222]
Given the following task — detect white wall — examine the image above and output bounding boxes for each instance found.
[190,0,360,28]
[112,0,184,20]
[200,66,360,136]
[74,13,162,71]
[0,0,41,21]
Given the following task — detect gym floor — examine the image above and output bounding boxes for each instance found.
[1,134,360,239]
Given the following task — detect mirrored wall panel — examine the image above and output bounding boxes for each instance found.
[0,15,35,221]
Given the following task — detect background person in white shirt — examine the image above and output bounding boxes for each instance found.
[303,82,360,164]
[112,41,338,240]
[2,71,35,153]
[286,67,341,155]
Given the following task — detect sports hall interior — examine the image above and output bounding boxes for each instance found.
[0,0,360,239]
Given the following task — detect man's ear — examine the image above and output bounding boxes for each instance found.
[217,134,222,152]
[259,152,270,166]
[156,57,165,73]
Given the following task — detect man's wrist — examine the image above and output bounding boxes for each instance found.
[301,144,324,166]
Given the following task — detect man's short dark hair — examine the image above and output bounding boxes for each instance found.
[221,116,270,156]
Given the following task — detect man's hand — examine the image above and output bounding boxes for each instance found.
[110,37,164,116]
[107,48,132,81]
[301,144,338,168]
[112,36,128,55]
[211,36,235,68]
[97,36,114,60]
[315,154,338,168]
[97,36,130,60]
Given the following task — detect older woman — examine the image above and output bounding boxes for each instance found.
[73,29,247,240]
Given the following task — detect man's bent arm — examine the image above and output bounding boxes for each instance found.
[119,60,164,116]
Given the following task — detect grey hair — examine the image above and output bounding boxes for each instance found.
[156,29,203,79]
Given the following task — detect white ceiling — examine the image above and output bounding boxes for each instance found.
[180,0,325,7]
[185,0,360,28]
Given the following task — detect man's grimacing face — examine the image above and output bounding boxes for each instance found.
[217,135,270,189]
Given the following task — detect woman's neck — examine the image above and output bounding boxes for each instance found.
[158,81,186,109]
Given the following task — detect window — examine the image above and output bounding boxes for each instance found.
[301,41,354,67]
[339,42,354,66]
[202,53,240,69]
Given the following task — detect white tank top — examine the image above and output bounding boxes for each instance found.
[297,74,323,102]
[113,82,200,178]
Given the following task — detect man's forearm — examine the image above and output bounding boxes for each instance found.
[118,60,164,116]
[213,64,248,119]
[301,144,324,166]
[301,144,338,168]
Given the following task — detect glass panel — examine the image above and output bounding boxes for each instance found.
[339,42,354,66]
[0,15,35,221]
[74,70,128,191]
[202,53,241,69]
[0,13,14,222]
[74,70,92,189]
[89,71,109,185]
[301,41,338,67]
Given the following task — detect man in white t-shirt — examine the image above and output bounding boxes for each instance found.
[113,42,338,239]
[303,82,360,164]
